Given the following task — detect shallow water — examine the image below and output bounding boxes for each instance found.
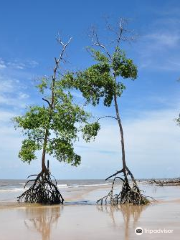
[0,180,180,240]
[0,202,180,240]
[0,179,112,202]
[1,179,180,204]
[0,179,180,202]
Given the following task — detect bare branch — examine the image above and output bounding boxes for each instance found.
[27,174,38,179]
[97,115,117,122]
[42,98,51,107]
[104,17,137,51]
[116,18,125,46]
[105,169,124,181]
[52,36,72,78]
[24,179,36,188]
[56,35,72,63]
[89,19,137,61]
[104,16,116,34]
[126,166,137,184]
[51,36,72,108]
[115,18,137,46]
[90,26,112,60]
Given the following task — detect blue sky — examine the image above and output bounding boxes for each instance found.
[1,0,180,179]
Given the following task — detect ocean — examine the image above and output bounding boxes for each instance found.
[0,179,112,202]
[1,179,180,203]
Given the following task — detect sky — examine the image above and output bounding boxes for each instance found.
[0,0,180,179]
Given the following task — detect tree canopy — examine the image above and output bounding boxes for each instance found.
[14,77,100,167]
[62,46,137,107]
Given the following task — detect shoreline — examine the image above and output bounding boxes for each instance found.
[0,184,180,239]
[1,182,180,204]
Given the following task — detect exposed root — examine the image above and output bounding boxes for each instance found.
[17,171,64,204]
[149,178,180,186]
[97,167,150,206]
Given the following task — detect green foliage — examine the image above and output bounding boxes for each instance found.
[83,122,101,142]
[36,77,49,94]
[14,77,99,166]
[14,106,49,130]
[75,64,115,106]
[47,138,81,166]
[87,47,109,63]
[62,66,116,107]
[112,47,137,78]
[18,139,40,164]
[62,48,137,107]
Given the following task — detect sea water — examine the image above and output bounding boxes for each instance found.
[0,179,180,203]
[0,179,112,202]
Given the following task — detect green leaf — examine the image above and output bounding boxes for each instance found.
[83,122,100,142]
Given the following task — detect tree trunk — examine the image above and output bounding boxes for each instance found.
[113,91,127,178]
[41,76,55,172]
[41,129,49,172]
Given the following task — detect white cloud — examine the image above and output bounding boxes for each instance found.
[0,58,39,178]
[144,32,180,48]
[0,59,7,69]
[0,108,41,178]
[0,75,29,108]
[73,107,180,179]
[18,92,29,100]
[0,103,180,179]
[0,58,39,71]
[0,95,28,108]
[0,110,15,122]
[27,60,39,68]
[135,17,180,71]
[0,76,21,92]
[139,57,180,71]
[7,61,26,70]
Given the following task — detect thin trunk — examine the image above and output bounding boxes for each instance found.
[41,59,57,172]
[41,68,56,172]
[41,129,49,172]
[114,91,127,175]
[40,38,72,175]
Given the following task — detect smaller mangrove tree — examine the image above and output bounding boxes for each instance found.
[14,37,99,204]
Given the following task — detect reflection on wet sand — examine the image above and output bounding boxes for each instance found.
[24,205,62,240]
[97,204,148,240]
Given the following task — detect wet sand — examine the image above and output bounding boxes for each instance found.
[0,202,180,240]
[0,184,180,240]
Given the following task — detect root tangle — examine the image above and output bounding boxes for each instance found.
[18,171,64,204]
[97,167,149,205]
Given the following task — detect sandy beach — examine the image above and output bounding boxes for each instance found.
[0,183,180,240]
